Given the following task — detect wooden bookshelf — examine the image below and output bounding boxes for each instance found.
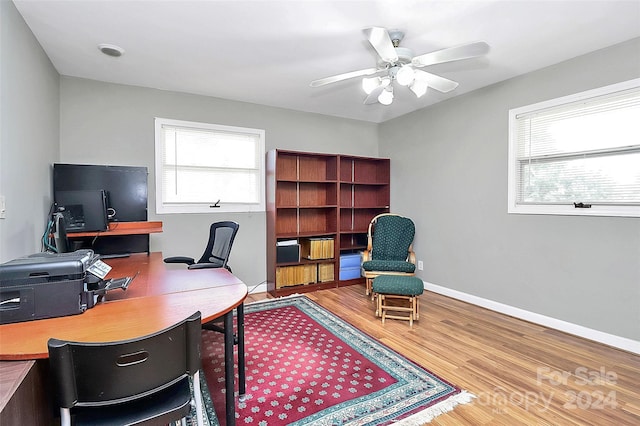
[266,150,389,296]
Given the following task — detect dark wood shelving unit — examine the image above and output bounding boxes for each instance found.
[266,150,389,296]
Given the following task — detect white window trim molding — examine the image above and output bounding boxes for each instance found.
[154,117,266,214]
[507,78,640,218]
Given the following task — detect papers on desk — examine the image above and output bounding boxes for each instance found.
[103,271,138,291]
[87,259,112,279]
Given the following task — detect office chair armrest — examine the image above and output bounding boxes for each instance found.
[187,262,223,270]
[163,256,195,265]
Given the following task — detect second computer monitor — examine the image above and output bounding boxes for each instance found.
[55,190,108,232]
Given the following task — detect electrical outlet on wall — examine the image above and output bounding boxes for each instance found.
[417,260,423,271]
[0,195,5,219]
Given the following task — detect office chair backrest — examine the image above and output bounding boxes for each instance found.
[197,221,239,269]
[48,311,202,408]
[371,214,415,261]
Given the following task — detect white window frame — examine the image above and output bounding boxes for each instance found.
[154,117,265,214]
[508,79,640,218]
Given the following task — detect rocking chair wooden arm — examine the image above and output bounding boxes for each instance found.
[407,245,416,265]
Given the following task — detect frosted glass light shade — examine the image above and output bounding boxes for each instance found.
[409,78,428,98]
[378,87,394,105]
[362,77,381,95]
[396,66,415,86]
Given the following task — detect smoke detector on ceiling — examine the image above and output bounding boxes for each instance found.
[98,43,124,57]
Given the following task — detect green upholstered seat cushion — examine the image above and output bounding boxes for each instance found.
[370,215,415,262]
[362,259,416,273]
[372,275,424,296]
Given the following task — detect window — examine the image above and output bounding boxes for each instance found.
[508,79,640,217]
[155,118,265,214]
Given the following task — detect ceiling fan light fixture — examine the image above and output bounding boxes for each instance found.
[362,76,381,95]
[311,27,489,106]
[378,86,394,105]
[396,65,415,86]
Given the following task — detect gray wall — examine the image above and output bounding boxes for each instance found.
[380,38,640,341]
[0,0,59,263]
[59,77,378,289]
[4,0,638,343]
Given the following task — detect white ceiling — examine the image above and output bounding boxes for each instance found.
[13,0,640,123]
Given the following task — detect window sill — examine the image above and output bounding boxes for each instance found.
[156,203,265,214]
[508,204,640,218]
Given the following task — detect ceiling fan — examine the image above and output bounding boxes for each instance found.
[310,27,489,106]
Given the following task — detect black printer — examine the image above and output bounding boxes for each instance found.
[0,249,101,324]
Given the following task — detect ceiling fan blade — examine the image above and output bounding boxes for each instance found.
[310,68,379,87]
[412,41,489,67]
[413,69,459,93]
[363,78,390,104]
[363,27,398,63]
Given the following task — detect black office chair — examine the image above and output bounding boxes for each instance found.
[164,221,239,272]
[47,312,205,426]
[164,221,244,400]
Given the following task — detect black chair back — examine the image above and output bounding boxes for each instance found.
[196,221,239,271]
[48,312,202,412]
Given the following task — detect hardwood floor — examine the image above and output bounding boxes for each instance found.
[245,285,640,425]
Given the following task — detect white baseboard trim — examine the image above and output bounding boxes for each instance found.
[248,283,268,295]
[424,281,640,355]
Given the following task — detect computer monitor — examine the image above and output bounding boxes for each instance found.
[54,190,108,232]
[53,164,148,222]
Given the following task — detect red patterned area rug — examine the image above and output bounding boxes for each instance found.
[200,295,473,425]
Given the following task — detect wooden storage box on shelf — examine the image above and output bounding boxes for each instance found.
[275,264,317,288]
[317,263,335,282]
[300,238,334,260]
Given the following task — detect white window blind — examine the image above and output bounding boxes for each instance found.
[508,79,640,217]
[155,118,265,214]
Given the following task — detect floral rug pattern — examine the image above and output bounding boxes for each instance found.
[200,295,472,425]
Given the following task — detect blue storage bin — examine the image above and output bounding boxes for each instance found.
[339,266,361,280]
[340,253,362,268]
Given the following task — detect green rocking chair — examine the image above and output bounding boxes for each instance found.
[361,213,417,296]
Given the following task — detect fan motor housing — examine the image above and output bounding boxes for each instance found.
[395,47,413,64]
[377,47,413,68]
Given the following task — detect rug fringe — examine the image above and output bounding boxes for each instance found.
[392,391,475,425]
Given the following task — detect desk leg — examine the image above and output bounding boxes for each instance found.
[237,304,246,397]
[223,311,236,426]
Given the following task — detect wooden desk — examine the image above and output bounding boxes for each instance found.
[67,221,163,238]
[0,252,246,425]
[103,252,244,300]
